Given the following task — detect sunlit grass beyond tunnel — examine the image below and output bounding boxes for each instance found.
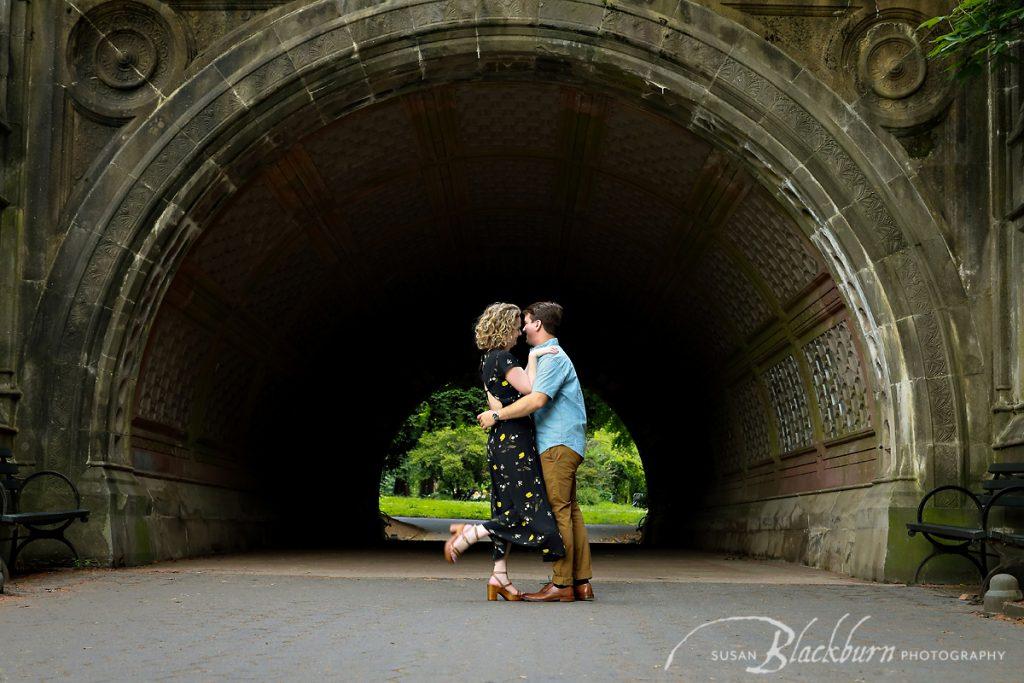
[380,496,646,526]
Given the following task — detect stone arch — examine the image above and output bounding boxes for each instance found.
[25,0,977,577]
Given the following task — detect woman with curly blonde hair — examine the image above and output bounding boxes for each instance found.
[443,303,566,600]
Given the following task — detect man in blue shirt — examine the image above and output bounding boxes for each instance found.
[477,302,592,602]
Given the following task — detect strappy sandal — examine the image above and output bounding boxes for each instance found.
[487,571,522,601]
[444,523,482,564]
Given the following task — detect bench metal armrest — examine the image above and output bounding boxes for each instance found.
[982,484,1024,532]
[20,470,82,511]
[916,485,983,524]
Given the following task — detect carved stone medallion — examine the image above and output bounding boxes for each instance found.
[67,0,191,122]
[859,23,927,101]
[838,10,952,132]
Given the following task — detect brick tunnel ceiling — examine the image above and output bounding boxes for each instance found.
[132,81,866,501]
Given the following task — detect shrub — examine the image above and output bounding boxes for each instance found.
[576,486,604,506]
[404,426,489,499]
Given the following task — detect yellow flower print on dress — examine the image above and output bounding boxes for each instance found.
[525,492,533,498]
[501,381,509,386]
[499,434,506,441]
[496,501,502,508]
[518,452,525,459]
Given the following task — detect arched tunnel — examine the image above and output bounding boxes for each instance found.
[22,0,978,582]
[129,81,876,553]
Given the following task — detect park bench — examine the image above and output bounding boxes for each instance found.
[0,448,89,584]
[906,462,1024,584]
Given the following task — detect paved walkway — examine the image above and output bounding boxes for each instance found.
[1,545,1021,681]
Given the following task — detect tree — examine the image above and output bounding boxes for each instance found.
[577,428,647,505]
[403,426,489,499]
[583,388,635,450]
[384,384,483,493]
[921,0,1024,79]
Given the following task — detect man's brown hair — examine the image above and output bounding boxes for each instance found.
[524,301,563,336]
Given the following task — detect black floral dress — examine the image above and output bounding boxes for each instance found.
[480,350,566,562]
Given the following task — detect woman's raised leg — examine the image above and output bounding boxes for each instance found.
[444,523,490,563]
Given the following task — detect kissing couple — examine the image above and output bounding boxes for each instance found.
[443,301,593,603]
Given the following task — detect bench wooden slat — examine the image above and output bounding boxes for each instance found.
[0,509,89,525]
[979,493,1024,507]
[988,463,1024,474]
[906,522,986,540]
[989,530,1024,546]
[981,479,1024,490]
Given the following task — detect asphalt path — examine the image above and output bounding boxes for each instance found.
[1,546,1020,681]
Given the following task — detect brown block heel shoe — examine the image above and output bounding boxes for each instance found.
[487,571,522,601]
[487,583,522,601]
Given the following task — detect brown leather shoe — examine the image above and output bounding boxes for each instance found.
[522,582,575,602]
[574,582,594,601]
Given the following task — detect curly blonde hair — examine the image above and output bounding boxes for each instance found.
[474,302,521,350]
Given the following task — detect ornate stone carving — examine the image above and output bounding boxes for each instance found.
[305,101,419,199]
[713,376,773,474]
[1004,46,1024,220]
[67,0,191,122]
[598,101,711,206]
[696,246,773,340]
[725,186,824,305]
[713,407,740,474]
[240,238,328,335]
[733,376,773,468]
[803,319,872,440]
[189,182,288,302]
[135,307,210,433]
[765,354,814,454]
[839,10,952,132]
[859,23,926,101]
[454,82,562,152]
[196,347,256,452]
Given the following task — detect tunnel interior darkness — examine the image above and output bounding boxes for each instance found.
[129,80,879,546]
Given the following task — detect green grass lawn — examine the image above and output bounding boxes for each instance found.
[380,496,646,526]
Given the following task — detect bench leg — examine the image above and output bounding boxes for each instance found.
[913,546,987,584]
[963,549,987,581]
[7,525,18,571]
[913,548,941,584]
[8,528,79,573]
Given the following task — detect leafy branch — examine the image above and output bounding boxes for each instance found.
[920,0,1024,79]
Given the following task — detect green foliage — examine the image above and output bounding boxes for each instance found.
[575,485,604,506]
[380,496,646,525]
[381,385,646,507]
[583,388,635,450]
[577,428,647,505]
[921,0,1024,79]
[402,426,489,499]
[384,384,482,490]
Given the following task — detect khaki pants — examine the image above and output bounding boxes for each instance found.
[539,445,592,586]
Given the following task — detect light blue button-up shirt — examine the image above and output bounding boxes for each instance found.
[531,338,587,457]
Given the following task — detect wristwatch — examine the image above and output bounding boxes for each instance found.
[491,411,500,423]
